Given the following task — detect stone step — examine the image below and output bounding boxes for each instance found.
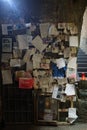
[77,67,87,72]
[77,63,87,67]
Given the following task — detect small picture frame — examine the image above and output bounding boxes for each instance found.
[2,37,12,52]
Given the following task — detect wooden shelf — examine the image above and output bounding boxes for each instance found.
[58,109,68,112]
[57,121,70,125]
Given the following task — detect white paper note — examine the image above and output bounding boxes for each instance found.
[1,53,12,63]
[64,47,70,58]
[49,24,58,36]
[2,70,13,85]
[68,108,77,118]
[2,24,12,35]
[40,23,50,38]
[65,83,76,96]
[25,23,31,28]
[2,24,8,35]
[52,85,62,100]
[66,68,77,79]
[2,38,12,52]
[58,78,67,85]
[26,61,33,71]
[67,57,77,69]
[67,108,78,124]
[23,49,30,63]
[27,35,33,44]
[56,58,65,69]
[69,36,78,47]
[52,85,58,99]
[31,35,47,52]
[17,35,28,50]
[32,53,43,69]
[10,59,25,67]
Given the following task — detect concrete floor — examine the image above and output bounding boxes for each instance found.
[1,123,87,130]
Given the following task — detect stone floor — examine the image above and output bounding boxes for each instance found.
[1,123,87,130]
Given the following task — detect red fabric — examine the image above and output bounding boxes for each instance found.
[19,78,34,89]
[81,73,86,80]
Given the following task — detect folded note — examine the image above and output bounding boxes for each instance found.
[2,70,13,85]
[40,23,50,38]
[31,35,47,52]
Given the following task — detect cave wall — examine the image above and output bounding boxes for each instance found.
[0,0,87,123]
[36,0,87,35]
[0,0,87,34]
[0,0,87,36]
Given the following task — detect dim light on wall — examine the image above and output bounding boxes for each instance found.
[2,0,13,6]
[2,0,12,2]
[1,0,18,15]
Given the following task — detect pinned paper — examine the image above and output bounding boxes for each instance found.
[70,47,77,56]
[29,24,36,32]
[2,70,13,85]
[19,78,34,89]
[2,24,8,35]
[56,58,65,69]
[64,47,70,58]
[13,49,22,58]
[33,70,39,77]
[52,85,59,99]
[67,57,77,69]
[23,48,36,63]
[52,85,63,100]
[49,24,58,36]
[58,23,65,29]
[2,24,13,35]
[17,35,28,50]
[32,53,43,69]
[27,35,33,44]
[69,36,78,47]
[23,49,30,63]
[15,70,25,81]
[66,68,77,79]
[58,78,67,85]
[25,23,31,28]
[26,61,33,71]
[31,35,47,52]
[1,53,12,63]
[29,48,36,56]
[39,77,50,88]
[70,25,78,35]
[10,59,25,67]
[34,77,39,89]
[67,108,78,124]
[65,83,76,96]
[2,38,12,52]
[40,23,50,38]
[67,57,77,79]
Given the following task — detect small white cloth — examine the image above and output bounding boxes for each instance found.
[65,83,76,96]
[56,58,65,69]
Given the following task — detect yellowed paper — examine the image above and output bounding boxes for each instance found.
[17,35,28,50]
[69,36,78,47]
[65,83,76,96]
[2,70,13,85]
[40,23,50,38]
[31,35,47,52]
